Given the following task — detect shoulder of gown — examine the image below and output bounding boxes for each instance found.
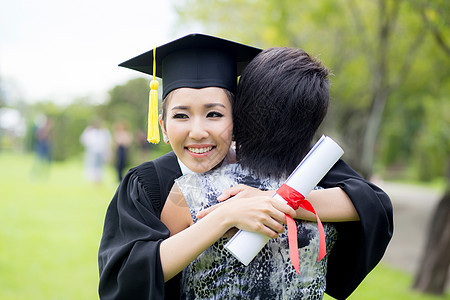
[98,151,181,300]
[319,159,394,299]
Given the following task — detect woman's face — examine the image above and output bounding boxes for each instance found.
[160,87,233,173]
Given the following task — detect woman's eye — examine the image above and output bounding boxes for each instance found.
[172,113,188,119]
[207,111,224,118]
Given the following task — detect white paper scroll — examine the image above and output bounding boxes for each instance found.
[224,135,344,266]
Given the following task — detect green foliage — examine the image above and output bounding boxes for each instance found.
[99,76,171,166]
[99,77,150,133]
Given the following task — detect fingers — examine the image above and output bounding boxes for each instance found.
[254,198,296,225]
[200,194,296,240]
[227,197,291,238]
[217,184,276,202]
[217,184,249,201]
[255,224,281,239]
[262,217,285,235]
[196,202,224,219]
[252,216,285,239]
[195,209,208,219]
[271,200,297,219]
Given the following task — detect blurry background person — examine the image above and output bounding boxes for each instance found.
[136,128,155,162]
[30,114,53,178]
[112,120,132,182]
[80,118,111,184]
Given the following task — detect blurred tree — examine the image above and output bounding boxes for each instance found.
[413,0,450,56]
[413,175,450,295]
[346,0,425,178]
[98,77,150,133]
[98,77,171,166]
[410,1,450,293]
[98,77,151,167]
[57,100,99,160]
[411,92,450,295]
[172,0,449,180]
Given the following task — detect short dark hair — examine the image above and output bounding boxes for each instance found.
[233,47,330,178]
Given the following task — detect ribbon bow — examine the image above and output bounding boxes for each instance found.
[276,183,326,275]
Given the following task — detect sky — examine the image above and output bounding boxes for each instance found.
[0,0,193,105]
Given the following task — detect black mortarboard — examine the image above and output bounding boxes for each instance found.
[119,33,261,143]
[119,33,262,98]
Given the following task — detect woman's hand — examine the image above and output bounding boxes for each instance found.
[197,184,275,219]
[200,193,296,239]
[217,184,275,201]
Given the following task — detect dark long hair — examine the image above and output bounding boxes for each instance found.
[233,47,330,178]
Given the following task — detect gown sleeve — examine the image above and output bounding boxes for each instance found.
[98,162,169,300]
[319,159,394,299]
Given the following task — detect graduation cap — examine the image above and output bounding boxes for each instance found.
[119,33,262,143]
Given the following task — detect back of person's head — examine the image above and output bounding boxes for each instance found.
[234,47,330,178]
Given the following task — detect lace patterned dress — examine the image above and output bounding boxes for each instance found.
[175,163,338,300]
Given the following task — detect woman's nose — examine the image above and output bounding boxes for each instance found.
[188,118,209,140]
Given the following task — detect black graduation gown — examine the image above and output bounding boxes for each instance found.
[98,151,393,300]
[319,160,393,299]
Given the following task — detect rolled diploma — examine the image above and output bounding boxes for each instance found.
[224,135,344,265]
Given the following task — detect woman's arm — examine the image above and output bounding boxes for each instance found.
[299,187,360,222]
[160,184,295,282]
[160,184,193,237]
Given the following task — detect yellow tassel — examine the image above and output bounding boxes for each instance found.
[147,47,160,144]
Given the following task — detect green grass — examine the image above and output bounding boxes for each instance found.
[335,264,450,300]
[0,152,116,299]
[0,152,448,299]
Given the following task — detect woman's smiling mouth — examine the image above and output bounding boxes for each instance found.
[186,146,214,154]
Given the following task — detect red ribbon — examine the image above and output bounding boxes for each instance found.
[276,183,326,275]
